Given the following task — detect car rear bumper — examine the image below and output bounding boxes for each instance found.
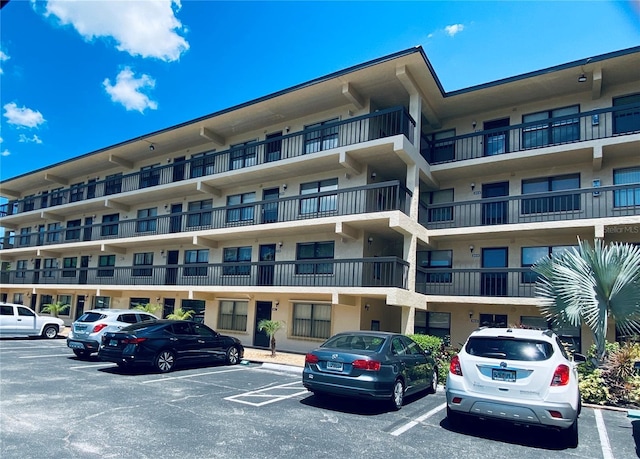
[67,338,100,352]
[302,369,392,400]
[446,388,578,429]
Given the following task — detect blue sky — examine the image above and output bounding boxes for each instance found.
[1,0,639,182]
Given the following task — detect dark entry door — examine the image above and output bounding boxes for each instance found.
[265,132,282,162]
[75,295,86,320]
[481,247,508,296]
[482,182,509,225]
[261,188,279,224]
[173,156,186,182]
[165,250,179,285]
[253,301,272,347]
[483,118,510,156]
[170,204,182,233]
[79,256,89,284]
[258,244,276,286]
[83,217,93,241]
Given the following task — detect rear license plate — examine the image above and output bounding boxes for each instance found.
[326,361,343,371]
[109,340,118,347]
[68,342,84,350]
[492,369,516,382]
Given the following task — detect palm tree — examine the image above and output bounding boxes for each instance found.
[134,303,161,316]
[166,307,195,320]
[41,300,70,318]
[257,319,285,357]
[533,238,640,364]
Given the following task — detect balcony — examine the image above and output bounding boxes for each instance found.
[416,267,536,298]
[1,181,410,249]
[420,183,640,230]
[1,107,415,217]
[4,257,409,289]
[422,103,640,164]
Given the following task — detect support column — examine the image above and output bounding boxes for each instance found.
[401,305,415,335]
[409,91,422,149]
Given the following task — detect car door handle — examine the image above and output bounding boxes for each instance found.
[170,337,178,341]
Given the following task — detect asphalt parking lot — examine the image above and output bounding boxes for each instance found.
[1,337,638,459]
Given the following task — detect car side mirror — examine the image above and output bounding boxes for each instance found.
[424,349,432,357]
[573,353,587,363]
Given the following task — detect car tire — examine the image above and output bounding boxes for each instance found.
[73,349,90,359]
[42,325,58,339]
[116,361,128,368]
[447,406,465,429]
[563,419,579,448]
[427,367,438,394]
[226,346,240,365]
[155,350,176,373]
[390,379,404,411]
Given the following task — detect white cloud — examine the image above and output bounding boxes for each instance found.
[103,67,158,113]
[0,49,9,75]
[44,0,189,62]
[3,102,46,128]
[18,134,43,144]
[1,149,10,157]
[444,24,465,37]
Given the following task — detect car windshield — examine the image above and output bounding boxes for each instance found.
[120,322,163,333]
[76,312,106,323]
[466,337,553,361]
[321,334,385,352]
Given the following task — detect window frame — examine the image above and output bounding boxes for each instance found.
[217,300,248,331]
[295,241,335,275]
[292,302,331,339]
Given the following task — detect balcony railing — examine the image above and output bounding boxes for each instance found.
[1,182,410,249]
[422,103,640,164]
[420,183,640,230]
[1,107,415,217]
[415,267,537,297]
[4,257,409,289]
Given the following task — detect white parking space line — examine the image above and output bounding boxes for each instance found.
[69,363,113,370]
[390,403,447,436]
[224,381,308,407]
[594,409,614,459]
[0,346,65,350]
[142,367,249,384]
[19,354,68,359]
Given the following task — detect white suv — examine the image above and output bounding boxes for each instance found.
[67,309,157,358]
[446,327,586,447]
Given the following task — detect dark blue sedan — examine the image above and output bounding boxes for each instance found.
[98,320,244,373]
[302,331,438,410]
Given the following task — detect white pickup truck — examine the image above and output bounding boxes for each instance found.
[0,302,66,339]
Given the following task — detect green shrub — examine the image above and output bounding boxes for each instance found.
[579,369,610,405]
[409,334,454,384]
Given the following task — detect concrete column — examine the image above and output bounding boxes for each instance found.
[401,305,416,335]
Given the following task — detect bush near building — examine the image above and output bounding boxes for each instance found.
[409,334,457,385]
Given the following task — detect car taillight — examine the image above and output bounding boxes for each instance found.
[450,355,463,376]
[123,337,146,345]
[551,364,570,386]
[92,323,108,333]
[352,359,381,371]
[305,353,319,364]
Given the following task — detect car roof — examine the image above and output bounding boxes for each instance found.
[469,327,556,341]
[330,331,400,338]
[85,309,154,314]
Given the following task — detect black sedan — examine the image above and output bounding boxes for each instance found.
[98,320,244,373]
[302,331,438,410]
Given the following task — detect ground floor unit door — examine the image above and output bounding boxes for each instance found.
[253,301,272,348]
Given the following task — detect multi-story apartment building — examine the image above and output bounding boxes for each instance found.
[1,46,639,353]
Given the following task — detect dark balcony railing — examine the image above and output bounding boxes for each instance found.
[420,183,640,230]
[1,182,410,249]
[422,103,640,165]
[415,267,537,297]
[5,257,409,289]
[1,107,415,217]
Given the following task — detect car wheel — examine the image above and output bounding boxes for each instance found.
[427,367,438,394]
[155,350,176,373]
[42,325,58,339]
[116,361,128,368]
[226,346,240,365]
[563,419,579,448]
[447,406,466,429]
[390,379,404,410]
[73,349,90,359]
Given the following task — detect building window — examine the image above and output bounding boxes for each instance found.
[130,297,150,309]
[521,245,575,283]
[417,250,452,282]
[190,152,215,178]
[19,227,31,246]
[426,189,454,222]
[12,293,24,304]
[522,105,579,149]
[39,294,54,313]
[105,173,123,195]
[521,173,580,214]
[16,260,28,278]
[43,258,56,278]
[424,129,455,163]
[46,222,62,243]
[292,303,331,339]
[479,313,508,328]
[70,182,84,202]
[223,247,252,275]
[140,164,160,188]
[136,208,158,233]
[613,93,640,135]
[184,249,208,276]
[50,187,64,206]
[414,311,451,339]
[187,199,213,228]
[305,118,339,154]
[230,141,258,170]
[98,255,115,277]
[226,192,255,224]
[40,191,49,209]
[62,257,77,278]
[296,241,334,275]
[299,178,338,215]
[133,252,153,277]
[218,300,248,331]
[613,166,640,207]
[65,219,81,241]
[94,296,111,309]
[101,213,119,236]
[57,295,72,316]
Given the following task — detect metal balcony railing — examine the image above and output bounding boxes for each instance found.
[419,183,640,230]
[1,107,415,217]
[4,257,409,289]
[415,267,537,297]
[1,182,410,249]
[422,103,640,164]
